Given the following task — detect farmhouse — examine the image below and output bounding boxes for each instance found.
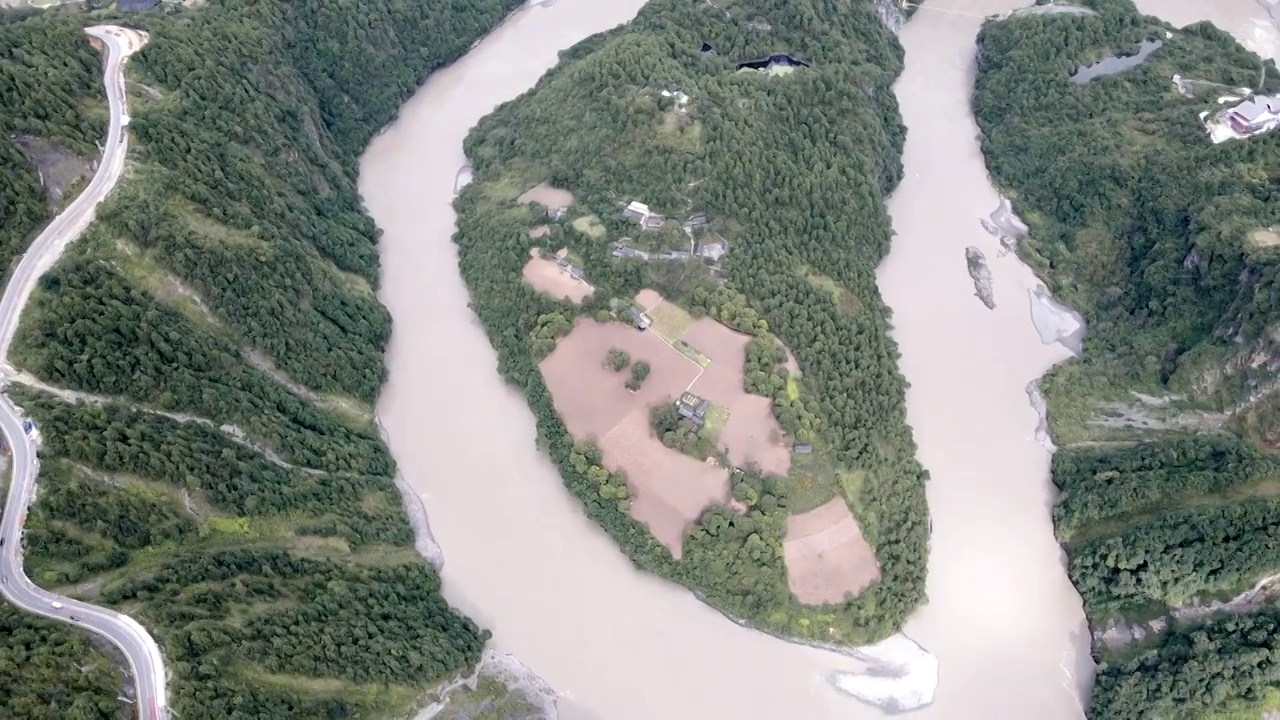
[696,238,728,262]
[683,212,709,234]
[676,392,711,425]
[794,442,813,454]
[630,305,653,330]
[1228,95,1280,134]
[623,201,651,223]
[547,206,568,221]
[613,243,649,259]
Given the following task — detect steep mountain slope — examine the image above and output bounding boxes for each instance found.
[0,12,104,279]
[0,1,522,717]
[974,1,1280,716]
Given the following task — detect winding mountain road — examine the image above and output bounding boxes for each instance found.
[0,25,169,720]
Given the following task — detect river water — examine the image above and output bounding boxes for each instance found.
[882,1,1278,718]
[360,1,1277,719]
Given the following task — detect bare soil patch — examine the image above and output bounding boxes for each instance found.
[681,317,792,476]
[541,319,717,555]
[522,257,592,305]
[600,410,729,557]
[542,319,700,440]
[528,224,551,239]
[517,182,574,209]
[1249,228,1280,248]
[783,497,880,604]
[12,135,91,209]
[634,288,663,312]
[540,299,794,555]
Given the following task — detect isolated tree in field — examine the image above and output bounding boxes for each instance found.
[606,348,630,371]
[625,361,650,390]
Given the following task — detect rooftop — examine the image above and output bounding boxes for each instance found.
[1231,95,1280,122]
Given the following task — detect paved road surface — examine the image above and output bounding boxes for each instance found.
[0,26,169,720]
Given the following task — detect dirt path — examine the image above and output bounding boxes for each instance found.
[7,372,337,477]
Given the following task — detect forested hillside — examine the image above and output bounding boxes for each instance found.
[454,0,926,643]
[974,1,1280,716]
[0,0,521,717]
[0,603,123,720]
[0,11,104,280]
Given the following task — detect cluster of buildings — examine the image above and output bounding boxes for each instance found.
[614,201,729,264]
[611,239,728,263]
[541,247,585,281]
[623,202,712,236]
[623,201,667,230]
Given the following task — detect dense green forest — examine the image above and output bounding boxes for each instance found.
[0,604,123,720]
[0,11,104,281]
[975,1,1280,716]
[1092,609,1280,720]
[454,0,926,642]
[0,0,522,716]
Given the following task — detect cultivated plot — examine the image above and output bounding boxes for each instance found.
[783,497,880,605]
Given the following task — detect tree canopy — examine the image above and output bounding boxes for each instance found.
[0,0,520,716]
[453,0,926,643]
[975,2,1280,716]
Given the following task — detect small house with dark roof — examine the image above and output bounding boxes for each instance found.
[629,305,653,330]
[569,266,584,280]
[676,393,711,425]
[683,212,709,233]
[547,206,568,221]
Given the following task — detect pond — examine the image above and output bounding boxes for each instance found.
[1070,39,1163,84]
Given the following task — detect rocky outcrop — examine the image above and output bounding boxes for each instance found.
[1093,572,1280,652]
[965,246,995,309]
[873,0,906,32]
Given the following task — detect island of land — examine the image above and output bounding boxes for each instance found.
[975,2,1280,717]
[452,0,928,645]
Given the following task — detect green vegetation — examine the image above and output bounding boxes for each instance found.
[975,1,1280,716]
[454,0,926,643]
[651,403,718,460]
[0,13,104,280]
[0,0,523,716]
[625,360,651,391]
[606,347,631,371]
[0,604,123,720]
[1093,609,1280,720]
[428,672,547,720]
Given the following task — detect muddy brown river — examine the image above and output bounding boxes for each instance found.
[359,1,1277,718]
